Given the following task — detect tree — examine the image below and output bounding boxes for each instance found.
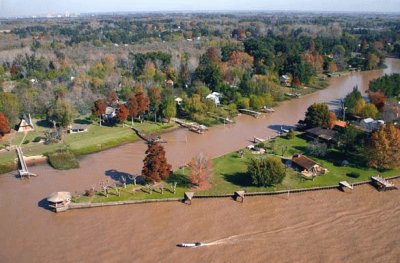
[307,139,328,157]
[353,99,366,116]
[135,91,149,121]
[188,153,212,189]
[248,156,286,187]
[304,103,330,128]
[0,112,10,138]
[367,123,400,169]
[368,91,386,110]
[162,98,176,122]
[148,87,161,122]
[0,92,20,128]
[328,112,337,129]
[142,143,172,183]
[116,104,129,124]
[127,95,138,125]
[287,129,295,139]
[338,125,362,154]
[344,87,362,114]
[91,99,107,126]
[48,98,75,128]
[360,103,378,119]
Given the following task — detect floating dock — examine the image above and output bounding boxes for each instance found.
[238,109,261,118]
[175,119,208,134]
[371,176,397,191]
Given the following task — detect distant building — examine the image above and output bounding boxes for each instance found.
[280,75,291,86]
[360,118,384,132]
[18,114,34,132]
[165,79,174,86]
[206,92,222,105]
[68,124,88,133]
[305,127,338,143]
[102,107,117,122]
[332,120,347,131]
[174,97,183,105]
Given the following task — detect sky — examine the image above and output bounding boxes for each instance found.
[1,0,400,17]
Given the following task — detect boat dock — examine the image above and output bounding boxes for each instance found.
[371,176,397,191]
[238,109,261,118]
[16,146,37,178]
[207,112,234,124]
[174,119,208,134]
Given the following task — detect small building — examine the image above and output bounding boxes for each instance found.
[292,154,327,177]
[305,127,338,143]
[360,118,384,132]
[333,120,347,130]
[206,92,222,105]
[280,75,291,86]
[68,124,88,133]
[18,114,34,132]
[165,79,174,86]
[103,106,117,121]
[175,97,183,105]
[47,191,71,212]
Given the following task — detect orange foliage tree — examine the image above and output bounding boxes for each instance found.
[368,91,387,110]
[367,123,400,169]
[91,99,107,126]
[127,94,138,125]
[116,104,129,123]
[188,153,212,189]
[329,112,337,129]
[142,143,172,183]
[0,112,10,138]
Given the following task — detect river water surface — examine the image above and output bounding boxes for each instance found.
[0,59,399,262]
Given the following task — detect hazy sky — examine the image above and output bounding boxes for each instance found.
[1,0,400,17]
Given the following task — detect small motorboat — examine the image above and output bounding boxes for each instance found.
[176,242,203,248]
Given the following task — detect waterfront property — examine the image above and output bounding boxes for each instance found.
[305,127,338,143]
[291,153,327,177]
[47,191,71,212]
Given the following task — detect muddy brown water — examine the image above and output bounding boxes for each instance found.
[0,59,399,263]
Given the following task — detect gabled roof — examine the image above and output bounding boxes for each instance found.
[333,120,347,128]
[306,127,337,141]
[292,154,318,171]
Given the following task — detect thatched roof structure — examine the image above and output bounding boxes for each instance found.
[47,192,71,203]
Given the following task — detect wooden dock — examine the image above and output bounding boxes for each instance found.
[371,176,397,191]
[207,112,234,124]
[238,109,261,118]
[174,119,208,134]
[16,146,37,178]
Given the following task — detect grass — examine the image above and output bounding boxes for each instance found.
[0,117,176,172]
[47,149,79,170]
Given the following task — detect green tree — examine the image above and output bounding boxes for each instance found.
[248,156,286,187]
[0,92,20,128]
[360,103,379,119]
[304,103,330,128]
[48,99,75,128]
[344,87,362,114]
[162,98,176,122]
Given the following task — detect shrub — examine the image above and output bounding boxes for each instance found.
[248,156,286,187]
[32,137,42,143]
[23,139,30,144]
[47,149,79,170]
[347,172,360,178]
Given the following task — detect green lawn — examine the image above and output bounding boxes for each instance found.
[0,117,176,173]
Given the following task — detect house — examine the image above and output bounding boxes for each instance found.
[18,114,34,132]
[68,124,88,133]
[206,92,222,105]
[291,154,327,177]
[360,118,384,132]
[165,79,174,86]
[174,97,183,105]
[280,75,291,86]
[332,120,347,131]
[305,127,338,143]
[102,106,117,122]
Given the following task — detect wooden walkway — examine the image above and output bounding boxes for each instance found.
[238,109,261,117]
[16,146,37,178]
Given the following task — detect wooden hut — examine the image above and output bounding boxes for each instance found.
[47,192,71,212]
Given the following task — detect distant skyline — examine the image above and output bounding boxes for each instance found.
[1,0,400,18]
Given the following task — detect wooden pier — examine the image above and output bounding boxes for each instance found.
[371,176,397,191]
[174,119,208,134]
[207,112,234,124]
[238,109,261,118]
[16,146,37,178]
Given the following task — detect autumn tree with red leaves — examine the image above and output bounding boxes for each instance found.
[127,95,138,126]
[329,112,337,129]
[0,112,10,139]
[368,91,387,110]
[188,153,212,189]
[135,91,149,122]
[116,104,129,124]
[92,99,107,126]
[142,143,172,183]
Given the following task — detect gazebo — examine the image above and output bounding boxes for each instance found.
[47,192,71,212]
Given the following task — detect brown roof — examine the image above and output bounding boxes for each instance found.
[292,154,318,171]
[333,120,347,128]
[306,127,337,141]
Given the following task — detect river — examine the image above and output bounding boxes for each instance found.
[0,59,399,262]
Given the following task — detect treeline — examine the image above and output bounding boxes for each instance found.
[369,74,400,98]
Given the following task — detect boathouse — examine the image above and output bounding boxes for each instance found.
[47,192,71,212]
[292,154,327,177]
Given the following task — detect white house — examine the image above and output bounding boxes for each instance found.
[175,97,183,105]
[280,75,291,86]
[360,118,384,132]
[206,92,222,105]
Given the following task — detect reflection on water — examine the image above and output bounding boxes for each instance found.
[0,59,399,263]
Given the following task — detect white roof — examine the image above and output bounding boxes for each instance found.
[362,118,374,123]
[175,97,183,102]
